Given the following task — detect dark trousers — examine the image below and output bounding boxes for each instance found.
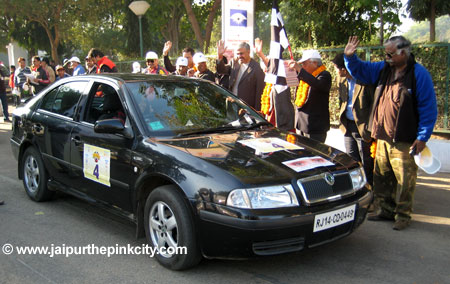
[0,91,9,120]
[299,131,327,143]
[344,120,373,186]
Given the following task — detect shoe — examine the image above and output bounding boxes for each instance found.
[393,219,410,230]
[367,211,395,221]
[4,118,11,123]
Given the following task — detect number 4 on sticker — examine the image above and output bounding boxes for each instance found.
[93,164,99,179]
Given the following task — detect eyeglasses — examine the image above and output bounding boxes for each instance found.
[236,52,245,56]
[385,50,401,58]
[147,59,155,63]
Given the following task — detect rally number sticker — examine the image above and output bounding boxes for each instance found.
[83,144,111,187]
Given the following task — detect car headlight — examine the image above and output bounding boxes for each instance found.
[349,167,367,190]
[227,184,299,209]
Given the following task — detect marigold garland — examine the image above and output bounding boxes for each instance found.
[370,140,377,158]
[261,83,272,114]
[294,65,327,108]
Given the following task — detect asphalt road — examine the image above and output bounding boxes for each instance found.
[0,121,449,284]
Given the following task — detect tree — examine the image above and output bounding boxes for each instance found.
[407,0,450,42]
[0,0,123,63]
[280,0,401,48]
[182,0,221,53]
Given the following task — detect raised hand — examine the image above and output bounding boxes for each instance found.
[254,38,263,56]
[163,41,172,56]
[344,36,360,57]
[217,40,227,59]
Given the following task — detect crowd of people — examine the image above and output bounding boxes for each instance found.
[0,36,438,230]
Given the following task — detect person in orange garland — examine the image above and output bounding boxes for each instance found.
[288,50,331,143]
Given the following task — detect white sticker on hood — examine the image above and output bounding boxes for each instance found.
[283,156,334,172]
[238,137,303,154]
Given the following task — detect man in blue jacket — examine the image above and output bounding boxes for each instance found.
[344,35,437,230]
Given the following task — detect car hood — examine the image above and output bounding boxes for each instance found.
[155,128,358,185]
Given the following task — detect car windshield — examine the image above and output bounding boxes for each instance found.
[124,80,268,136]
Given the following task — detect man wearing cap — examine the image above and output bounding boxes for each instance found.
[87,48,118,73]
[344,35,437,230]
[143,51,168,75]
[216,40,265,110]
[55,65,70,81]
[70,57,86,76]
[193,52,215,82]
[172,57,188,76]
[288,50,332,143]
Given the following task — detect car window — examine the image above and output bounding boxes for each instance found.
[125,80,266,136]
[84,83,125,124]
[39,81,86,118]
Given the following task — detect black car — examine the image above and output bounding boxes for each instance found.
[10,74,372,270]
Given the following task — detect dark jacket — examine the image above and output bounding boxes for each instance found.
[216,58,265,111]
[197,69,215,82]
[338,78,375,142]
[295,68,332,134]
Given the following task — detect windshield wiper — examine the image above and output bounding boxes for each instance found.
[176,121,272,137]
[244,121,272,130]
[176,125,242,137]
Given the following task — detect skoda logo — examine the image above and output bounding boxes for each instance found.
[324,173,335,186]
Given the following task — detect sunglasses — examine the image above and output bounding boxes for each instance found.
[385,50,402,58]
[147,59,155,63]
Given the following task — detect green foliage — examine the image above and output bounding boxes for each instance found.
[405,15,450,42]
[280,0,401,48]
[407,0,450,21]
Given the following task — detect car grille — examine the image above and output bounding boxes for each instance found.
[253,237,305,256]
[297,172,354,205]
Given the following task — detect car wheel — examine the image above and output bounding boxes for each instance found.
[21,147,53,202]
[144,185,201,270]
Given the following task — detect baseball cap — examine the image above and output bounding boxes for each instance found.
[55,65,64,71]
[176,57,188,67]
[413,146,441,174]
[193,52,207,64]
[69,56,81,63]
[298,50,321,63]
[145,51,158,60]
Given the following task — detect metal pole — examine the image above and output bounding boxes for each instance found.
[138,15,143,58]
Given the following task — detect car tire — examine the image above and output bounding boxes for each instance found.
[21,147,54,202]
[144,185,201,270]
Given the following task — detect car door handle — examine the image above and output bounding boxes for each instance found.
[32,124,44,135]
[71,136,82,145]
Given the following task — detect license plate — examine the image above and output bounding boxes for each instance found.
[313,204,356,233]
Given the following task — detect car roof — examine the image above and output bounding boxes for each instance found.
[72,73,205,84]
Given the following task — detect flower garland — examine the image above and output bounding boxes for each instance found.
[260,83,272,115]
[294,65,326,108]
[370,140,377,158]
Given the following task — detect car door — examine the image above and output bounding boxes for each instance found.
[31,80,88,184]
[69,80,134,212]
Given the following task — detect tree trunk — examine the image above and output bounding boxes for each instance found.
[430,0,436,42]
[182,0,204,51]
[203,0,221,53]
[379,0,384,45]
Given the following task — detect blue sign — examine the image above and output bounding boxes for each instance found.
[230,9,247,27]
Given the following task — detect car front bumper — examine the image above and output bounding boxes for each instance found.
[197,189,372,258]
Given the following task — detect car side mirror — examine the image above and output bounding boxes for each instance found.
[94,119,133,139]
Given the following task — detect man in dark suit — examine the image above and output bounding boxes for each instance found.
[216,41,265,111]
[289,50,331,143]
